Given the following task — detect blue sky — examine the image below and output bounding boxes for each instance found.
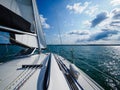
[37,0,120,44]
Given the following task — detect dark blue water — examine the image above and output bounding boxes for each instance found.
[0,45,25,62]
[45,45,120,90]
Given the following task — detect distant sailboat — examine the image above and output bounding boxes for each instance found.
[0,0,104,90]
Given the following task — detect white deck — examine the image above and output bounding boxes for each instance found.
[0,53,104,90]
[48,54,70,90]
[0,54,48,90]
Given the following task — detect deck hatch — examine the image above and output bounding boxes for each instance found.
[22,64,43,68]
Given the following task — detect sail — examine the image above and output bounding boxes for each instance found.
[0,0,46,49]
[32,0,47,49]
[0,4,31,33]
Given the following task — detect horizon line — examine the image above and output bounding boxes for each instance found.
[47,44,120,46]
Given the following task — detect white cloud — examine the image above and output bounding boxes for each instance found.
[64,8,120,44]
[110,0,120,6]
[111,8,120,19]
[66,29,120,44]
[54,27,120,44]
[66,7,120,43]
[68,30,90,35]
[40,15,50,29]
[66,2,90,14]
[85,5,98,16]
[88,8,120,29]
[76,8,120,43]
[90,11,109,27]
[82,20,91,27]
[66,2,99,16]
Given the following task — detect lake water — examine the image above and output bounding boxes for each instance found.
[45,45,120,90]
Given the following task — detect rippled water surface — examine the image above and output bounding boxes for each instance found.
[45,45,120,90]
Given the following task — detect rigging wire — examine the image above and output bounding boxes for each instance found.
[54,10,63,55]
[56,13,62,45]
[76,58,120,85]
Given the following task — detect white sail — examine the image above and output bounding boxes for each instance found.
[0,0,46,49]
[15,34,38,48]
[0,0,35,31]
[32,0,47,49]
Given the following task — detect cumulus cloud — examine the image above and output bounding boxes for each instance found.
[66,2,90,14]
[110,21,120,28]
[91,12,108,27]
[89,29,118,41]
[65,8,120,44]
[85,5,98,16]
[40,15,50,29]
[81,8,120,42]
[112,8,120,19]
[75,29,119,43]
[68,30,90,35]
[110,0,120,6]
[82,20,91,27]
[89,8,120,29]
[66,2,99,17]
[107,8,120,29]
